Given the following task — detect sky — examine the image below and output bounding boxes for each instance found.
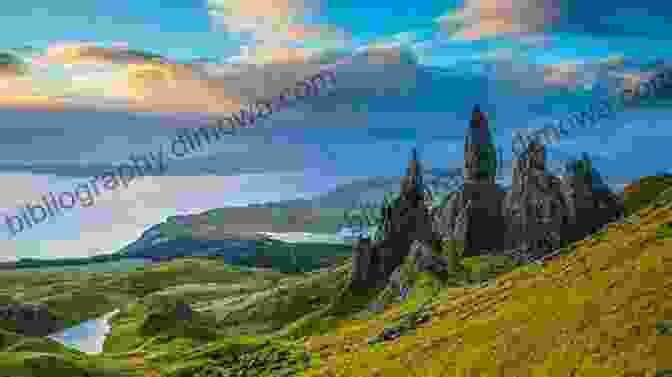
[0,0,671,261]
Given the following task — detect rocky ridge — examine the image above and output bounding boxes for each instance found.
[351,104,625,292]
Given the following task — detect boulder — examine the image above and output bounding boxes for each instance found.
[0,303,60,336]
[407,241,450,274]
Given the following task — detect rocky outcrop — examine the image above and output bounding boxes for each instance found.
[502,140,573,255]
[561,156,624,238]
[351,148,438,290]
[353,104,625,290]
[435,106,623,258]
[351,238,381,288]
[503,144,623,256]
[405,241,451,275]
[464,105,498,184]
[0,303,61,336]
[434,106,507,256]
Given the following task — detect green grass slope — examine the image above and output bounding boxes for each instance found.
[5,176,670,377]
[0,327,138,377]
[622,175,672,216]
[299,180,672,377]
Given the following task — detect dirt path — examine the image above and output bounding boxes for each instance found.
[126,352,162,377]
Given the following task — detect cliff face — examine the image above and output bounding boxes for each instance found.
[352,105,625,289]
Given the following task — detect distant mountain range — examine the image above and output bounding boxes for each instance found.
[108,174,441,263]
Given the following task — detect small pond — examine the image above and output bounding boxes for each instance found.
[46,309,120,354]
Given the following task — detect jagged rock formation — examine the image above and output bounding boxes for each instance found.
[351,104,624,290]
[435,106,507,256]
[0,303,60,336]
[502,140,573,254]
[351,148,438,290]
[351,238,380,288]
[436,106,623,258]
[464,104,498,184]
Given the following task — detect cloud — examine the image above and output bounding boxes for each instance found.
[37,43,162,66]
[473,50,634,95]
[437,0,562,40]
[0,38,363,115]
[0,39,414,122]
[225,45,325,66]
[0,44,246,114]
[517,34,554,48]
[437,0,672,41]
[207,0,349,46]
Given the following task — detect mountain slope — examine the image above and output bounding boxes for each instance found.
[298,185,672,377]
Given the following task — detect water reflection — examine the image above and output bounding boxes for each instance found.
[46,309,120,354]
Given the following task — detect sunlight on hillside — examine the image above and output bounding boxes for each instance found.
[300,204,672,377]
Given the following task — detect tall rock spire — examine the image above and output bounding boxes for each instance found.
[401,147,423,197]
[464,105,497,184]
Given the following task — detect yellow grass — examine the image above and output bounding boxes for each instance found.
[300,205,672,377]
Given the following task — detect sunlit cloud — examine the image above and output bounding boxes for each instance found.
[0,43,246,114]
[207,0,351,50]
[437,0,562,40]
[39,42,163,66]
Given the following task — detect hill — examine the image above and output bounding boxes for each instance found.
[298,180,672,377]
[0,174,668,377]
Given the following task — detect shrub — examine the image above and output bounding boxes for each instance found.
[623,176,672,216]
[656,223,672,240]
[656,320,672,336]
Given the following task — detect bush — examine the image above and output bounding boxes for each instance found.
[623,176,672,216]
[139,297,206,338]
[656,320,672,336]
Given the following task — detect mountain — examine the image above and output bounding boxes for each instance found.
[112,209,354,273]
[116,223,264,263]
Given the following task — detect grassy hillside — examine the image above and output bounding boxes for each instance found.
[622,175,672,216]
[0,350,138,377]
[0,258,297,377]
[0,253,136,272]
[235,239,352,273]
[99,240,522,376]
[0,327,138,377]
[0,259,288,330]
[161,207,348,237]
[0,259,147,274]
[297,180,672,377]
[1,175,670,377]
